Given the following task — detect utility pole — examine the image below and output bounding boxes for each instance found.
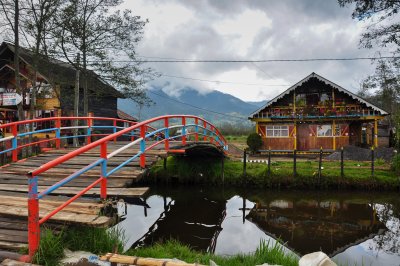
[73,53,80,147]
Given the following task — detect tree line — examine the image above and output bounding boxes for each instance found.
[340,0,400,148]
[0,0,153,122]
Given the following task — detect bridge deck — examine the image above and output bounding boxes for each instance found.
[0,142,166,252]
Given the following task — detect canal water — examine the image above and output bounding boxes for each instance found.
[113,187,400,266]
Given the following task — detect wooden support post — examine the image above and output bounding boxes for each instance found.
[267,147,271,178]
[374,119,378,148]
[255,122,259,134]
[243,150,247,176]
[318,147,323,186]
[293,149,297,178]
[371,146,375,177]
[340,146,344,178]
[333,120,336,150]
[293,122,297,150]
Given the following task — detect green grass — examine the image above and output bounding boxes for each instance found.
[31,226,124,266]
[146,156,399,189]
[126,239,299,266]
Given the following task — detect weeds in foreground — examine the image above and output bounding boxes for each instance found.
[33,228,65,266]
[32,226,124,265]
[127,239,298,266]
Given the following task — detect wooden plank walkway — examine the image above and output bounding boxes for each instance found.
[0,142,167,252]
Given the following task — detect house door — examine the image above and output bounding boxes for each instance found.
[297,124,310,151]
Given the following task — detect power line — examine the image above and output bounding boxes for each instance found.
[147,90,248,121]
[90,55,400,63]
[161,74,289,87]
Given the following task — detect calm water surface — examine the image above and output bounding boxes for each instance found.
[113,187,400,266]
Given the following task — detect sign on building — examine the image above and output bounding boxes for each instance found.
[0,93,23,106]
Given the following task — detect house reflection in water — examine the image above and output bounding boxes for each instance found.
[133,191,227,253]
[246,198,387,256]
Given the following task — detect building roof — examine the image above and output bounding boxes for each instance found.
[249,72,389,119]
[117,109,138,122]
[0,41,124,98]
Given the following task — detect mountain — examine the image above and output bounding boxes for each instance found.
[118,87,265,124]
[246,100,268,108]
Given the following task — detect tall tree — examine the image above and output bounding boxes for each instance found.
[0,0,24,122]
[340,0,400,148]
[21,0,61,120]
[339,0,400,50]
[52,0,153,117]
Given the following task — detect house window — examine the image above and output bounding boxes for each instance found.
[266,125,289,137]
[317,125,332,137]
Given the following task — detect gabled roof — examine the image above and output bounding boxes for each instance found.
[249,72,388,118]
[0,41,124,98]
[117,109,138,122]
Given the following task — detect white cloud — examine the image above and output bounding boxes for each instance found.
[123,0,379,102]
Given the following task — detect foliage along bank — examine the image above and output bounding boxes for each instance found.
[144,156,400,190]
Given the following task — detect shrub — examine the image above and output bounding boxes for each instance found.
[247,133,262,154]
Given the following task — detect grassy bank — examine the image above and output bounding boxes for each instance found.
[30,228,298,266]
[126,239,298,266]
[145,156,400,189]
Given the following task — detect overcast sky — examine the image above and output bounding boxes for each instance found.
[123,0,384,102]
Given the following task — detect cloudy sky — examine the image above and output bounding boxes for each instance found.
[123,0,384,102]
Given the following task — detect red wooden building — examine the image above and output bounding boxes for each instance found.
[249,73,388,151]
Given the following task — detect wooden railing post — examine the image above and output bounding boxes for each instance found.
[55,117,61,149]
[140,125,146,168]
[182,117,186,145]
[113,119,117,143]
[28,174,39,259]
[164,118,169,151]
[318,147,323,185]
[11,124,17,162]
[87,114,93,144]
[194,118,199,142]
[100,142,107,199]
[203,121,207,141]
[293,149,297,178]
[371,146,375,177]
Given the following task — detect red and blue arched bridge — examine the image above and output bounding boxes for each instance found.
[0,115,228,260]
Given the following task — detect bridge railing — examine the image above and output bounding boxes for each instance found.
[25,115,227,259]
[0,116,143,163]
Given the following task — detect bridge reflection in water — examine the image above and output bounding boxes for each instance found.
[114,188,399,265]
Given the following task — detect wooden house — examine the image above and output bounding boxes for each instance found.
[249,73,388,151]
[0,41,123,123]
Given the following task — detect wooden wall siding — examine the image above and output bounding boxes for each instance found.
[349,123,361,145]
[258,124,266,137]
[60,86,118,121]
[336,137,349,149]
[264,137,294,150]
[311,137,333,150]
